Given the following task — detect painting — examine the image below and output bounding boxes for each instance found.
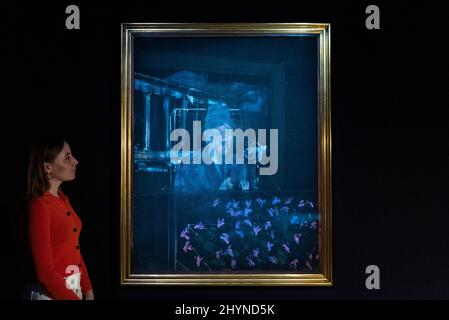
[121,23,332,285]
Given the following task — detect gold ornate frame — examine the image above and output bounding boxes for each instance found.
[121,23,332,285]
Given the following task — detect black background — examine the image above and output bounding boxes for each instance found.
[3,0,448,304]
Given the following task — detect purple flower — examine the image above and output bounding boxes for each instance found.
[264,221,272,230]
[180,227,190,240]
[310,221,317,229]
[243,219,253,227]
[195,256,203,268]
[225,245,234,258]
[217,218,225,229]
[247,256,255,267]
[256,197,266,208]
[305,260,313,270]
[289,259,299,270]
[266,241,274,252]
[282,244,291,254]
[285,197,293,205]
[220,233,230,245]
[272,196,281,205]
[270,230,275,239]
[307,200,315,208]
[183,241,193,253]
[298,200,306,208]
[245,200,252,208]
[212,199,220,207]
[231,259,237,269]
[243,208,252,217]
[253,225,261,236]
[269,256,278,264]
[252,248,260,258]
[216,250,223,259]
[194,222,205,230]
[293,233,301,245]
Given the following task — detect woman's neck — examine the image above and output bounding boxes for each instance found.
[48,181,62,197]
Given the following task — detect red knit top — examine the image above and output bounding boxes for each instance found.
[28,190,92,299]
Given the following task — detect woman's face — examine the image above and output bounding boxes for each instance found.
[45,142,79,182]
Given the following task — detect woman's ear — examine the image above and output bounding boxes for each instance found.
[43,162,52,174]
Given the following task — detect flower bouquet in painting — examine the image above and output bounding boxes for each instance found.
[177,195,319,272]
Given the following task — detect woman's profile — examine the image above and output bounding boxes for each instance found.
[24,136,93,300]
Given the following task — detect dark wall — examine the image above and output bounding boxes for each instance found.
[3,2,448,300]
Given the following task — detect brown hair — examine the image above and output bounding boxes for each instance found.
[26,136,66,199]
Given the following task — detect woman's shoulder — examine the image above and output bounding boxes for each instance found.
[28,196,50,216]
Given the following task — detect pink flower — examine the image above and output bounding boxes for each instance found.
[194,222,205,230]
[289,259,299,270]
[180,227,190,240]
[282,244,291,254]
[183,241,193,253]
[195,256,203,268]
[305,260,313,270]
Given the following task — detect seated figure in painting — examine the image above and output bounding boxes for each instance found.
[173,103,251,193]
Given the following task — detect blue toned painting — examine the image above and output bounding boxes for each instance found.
[132,36,318,273]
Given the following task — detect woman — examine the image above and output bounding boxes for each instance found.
[25,136,94,300]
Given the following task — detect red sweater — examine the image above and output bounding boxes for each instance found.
[28,190,93,299]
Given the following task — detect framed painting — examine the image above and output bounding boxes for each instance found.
[121,23,332,285]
